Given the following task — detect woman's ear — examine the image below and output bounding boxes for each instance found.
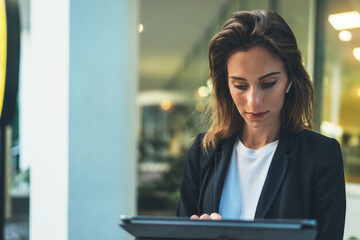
[286,81,292,93]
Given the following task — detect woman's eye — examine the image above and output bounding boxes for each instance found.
[234,85,248,90]
[261,81,276,88]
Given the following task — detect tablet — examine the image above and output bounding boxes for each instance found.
[119,216,317,240]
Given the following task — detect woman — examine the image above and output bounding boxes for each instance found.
[176,10,346,240]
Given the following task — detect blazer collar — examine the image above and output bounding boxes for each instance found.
[214,134,237,212]
[213,127,294,216]
[254,127,293,218]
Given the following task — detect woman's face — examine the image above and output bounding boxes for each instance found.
[227,46,289,130]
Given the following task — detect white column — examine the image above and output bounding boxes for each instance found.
[26,0,138,239]
[29,0,69,239]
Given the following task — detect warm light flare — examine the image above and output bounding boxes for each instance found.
[328,11,360,30]
[353,47,360,61]
[338,30,352,42]
[320,121,343,138]
[197,86,210,98]
[160,99,172,111]
[137,23,144,33]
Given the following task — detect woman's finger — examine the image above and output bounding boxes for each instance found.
[199,214,211,220]
[210,212,222,220]
[190,215,199,220]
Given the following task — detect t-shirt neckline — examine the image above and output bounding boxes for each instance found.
[236,138,279,157]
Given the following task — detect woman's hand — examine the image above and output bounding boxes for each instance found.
[190,212,222,220]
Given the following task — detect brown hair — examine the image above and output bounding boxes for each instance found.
[203,9,315,152]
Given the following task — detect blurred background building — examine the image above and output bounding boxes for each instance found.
[3,0,360,239]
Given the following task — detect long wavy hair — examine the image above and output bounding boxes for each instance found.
[203,10,315,152]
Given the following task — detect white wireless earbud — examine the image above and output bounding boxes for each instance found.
[286,81,292,93]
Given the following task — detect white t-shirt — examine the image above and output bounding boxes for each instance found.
[219,138,279,220]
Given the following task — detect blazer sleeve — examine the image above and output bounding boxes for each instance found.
[176,134,203,217]
[311,138,346,240]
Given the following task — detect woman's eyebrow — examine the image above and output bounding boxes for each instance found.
[229,76,246,81]
[229,71,281,81]
[258,71,281,80]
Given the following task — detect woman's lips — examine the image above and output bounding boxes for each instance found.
[246,111,268,119]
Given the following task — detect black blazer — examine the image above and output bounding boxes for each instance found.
[177,128,346,240]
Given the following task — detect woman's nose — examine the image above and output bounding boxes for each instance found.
[247,87,261,107]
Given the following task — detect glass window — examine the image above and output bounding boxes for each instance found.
[138,0,232,216]
[321,0,360,238]
[322,0,360,180]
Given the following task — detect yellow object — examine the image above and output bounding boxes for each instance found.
[0,0,7,118]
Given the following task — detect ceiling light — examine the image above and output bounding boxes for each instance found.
[357,88,360,98]
[137,23,144,33]
[353,47,360,61]
[338,30,352,41]
[328,11,360,30]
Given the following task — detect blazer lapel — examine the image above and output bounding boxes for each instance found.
[255,128,293,218]
[214,135,237,212]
